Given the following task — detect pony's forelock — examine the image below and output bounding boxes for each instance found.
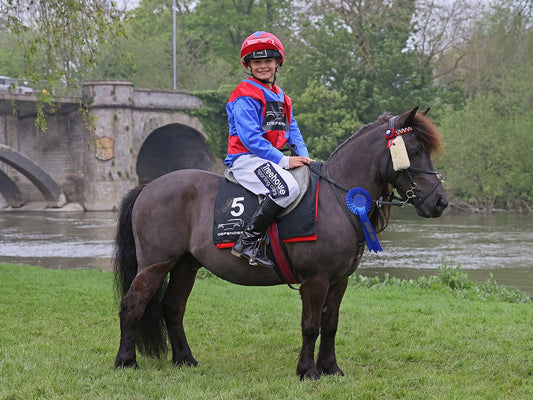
[413,113,443,156]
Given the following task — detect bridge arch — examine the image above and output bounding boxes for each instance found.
[0,168,23,207]
[0,144,67,207]
[134,113,213,185]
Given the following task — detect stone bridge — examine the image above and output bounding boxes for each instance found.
[0,80,223,210]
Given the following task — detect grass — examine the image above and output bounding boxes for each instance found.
[1,262,532,399]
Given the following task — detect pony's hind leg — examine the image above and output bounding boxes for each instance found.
[316,278,348,376]
[115,260,175,369]
[297,273,330,380]
[162,255,200,367]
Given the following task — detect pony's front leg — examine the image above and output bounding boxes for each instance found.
[115,261,173,368]
[297,273,329,380]
[316,278,348,376]
[162,262,199,367]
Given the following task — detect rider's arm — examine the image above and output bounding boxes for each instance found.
[286,112,310,158]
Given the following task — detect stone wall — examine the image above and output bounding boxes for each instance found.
[0,80,222,210]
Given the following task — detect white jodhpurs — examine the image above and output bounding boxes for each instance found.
[230,154,300,208]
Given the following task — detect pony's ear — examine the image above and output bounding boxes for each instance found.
[401,107,419,127]
[422,107,431,116]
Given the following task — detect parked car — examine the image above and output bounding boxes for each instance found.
[0,76,34,94]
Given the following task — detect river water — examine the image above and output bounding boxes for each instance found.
[0,208,532,295]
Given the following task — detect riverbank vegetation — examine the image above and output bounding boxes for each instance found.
[1,0,532,211]
[1,262,531,399]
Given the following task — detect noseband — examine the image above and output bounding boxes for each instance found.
[384,116,444,208]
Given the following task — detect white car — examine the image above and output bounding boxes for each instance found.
[0,76,34,94]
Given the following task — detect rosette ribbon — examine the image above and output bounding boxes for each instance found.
[346,187,383,253]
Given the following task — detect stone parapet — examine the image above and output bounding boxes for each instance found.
[133,88,202,110]
[82,80,134,107]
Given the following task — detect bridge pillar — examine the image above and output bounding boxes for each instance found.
[80,80,211,211]
[81,81,137,211]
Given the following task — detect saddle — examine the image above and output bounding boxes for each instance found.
[223,165,310,216]
[213,164,320,248]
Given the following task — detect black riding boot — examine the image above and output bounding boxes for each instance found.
[231,197,284,267]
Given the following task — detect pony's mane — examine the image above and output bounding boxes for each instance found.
[327,113,389,161]
[327,111,443,161]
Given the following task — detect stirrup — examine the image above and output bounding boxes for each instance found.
[248,253,275,268]
[231,238,274,267]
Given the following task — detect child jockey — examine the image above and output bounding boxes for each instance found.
[224,31,312,268]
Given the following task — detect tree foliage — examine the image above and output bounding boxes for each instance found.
[295,80,361,160]
[284,0,430,123]
[1,0,127,86]
[438,0,533,210]
[0,0,128,129]
[1,0,532,210]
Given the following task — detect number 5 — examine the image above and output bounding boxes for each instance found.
[230,197,245,217]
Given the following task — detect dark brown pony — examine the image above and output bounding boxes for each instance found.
[114,107,448,380]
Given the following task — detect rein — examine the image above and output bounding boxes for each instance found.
[308,162,390,238]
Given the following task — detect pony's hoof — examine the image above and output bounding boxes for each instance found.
[174,354,199,367]
[115,356,139,369]
[317,360,345,376]
[298,368,321,381]
[115,360,139,369]
[319,366,344,376]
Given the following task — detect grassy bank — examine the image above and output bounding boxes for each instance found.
[1,263,532,399]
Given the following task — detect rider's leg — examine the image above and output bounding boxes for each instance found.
[231,196,283,267]
[230,155,300,267]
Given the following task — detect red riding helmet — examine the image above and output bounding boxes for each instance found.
[240,31,285,68]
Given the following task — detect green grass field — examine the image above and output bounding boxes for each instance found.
[1,263,532,399]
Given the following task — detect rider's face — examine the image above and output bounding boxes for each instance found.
[248,58,279,84]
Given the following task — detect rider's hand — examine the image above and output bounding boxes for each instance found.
[289,156,313,169]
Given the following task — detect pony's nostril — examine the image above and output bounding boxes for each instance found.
[437,197,449,210]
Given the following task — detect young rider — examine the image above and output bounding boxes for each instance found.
[225,31,312,268]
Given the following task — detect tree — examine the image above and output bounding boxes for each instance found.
[1,0,127,86]
[94,0,294,91]
[0,28,26,78]
[437,0,533,210]
[415,0,481,88]
[1,0,128,129]
[294,81,361,160]
[283,0,439,124]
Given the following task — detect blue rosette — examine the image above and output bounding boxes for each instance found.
[346,188,383,253]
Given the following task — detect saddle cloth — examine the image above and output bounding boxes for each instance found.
[213,164,320,248]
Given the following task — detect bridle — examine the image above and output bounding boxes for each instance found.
[382,116,444,208]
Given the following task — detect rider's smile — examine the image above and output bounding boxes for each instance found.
[248,58,279,86]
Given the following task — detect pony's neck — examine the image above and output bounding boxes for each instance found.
[326,125,387,198]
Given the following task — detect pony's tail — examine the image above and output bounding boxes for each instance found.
[113,185,169,359]
[113,185,144,300]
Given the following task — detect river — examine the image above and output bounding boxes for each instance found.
[0,208,531,295]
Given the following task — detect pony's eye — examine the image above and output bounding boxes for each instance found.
[409,147,422,159]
